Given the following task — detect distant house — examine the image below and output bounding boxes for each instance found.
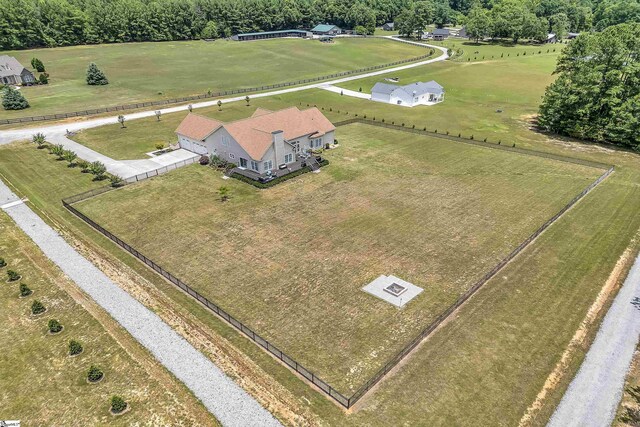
[311,24,341,36]
[175,107,335,177]
[382,23,395,31]
[232,29,312,41]
[546,33,558,43]
[567,32,579,39]
[371,81,445,107]
[432,28,450,41]
[457,27,468,39]
[0,56,36,85]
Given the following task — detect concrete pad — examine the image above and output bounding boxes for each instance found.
[362,275,423,308]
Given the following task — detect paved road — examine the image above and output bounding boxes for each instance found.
[548,254,640,427]
[0,181,282,427]
[0,38,448,145]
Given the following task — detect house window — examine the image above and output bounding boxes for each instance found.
[239,158,247,168]
[263,160,273,171]
[310,138,322,148]
[221,136,229,146]
[229,153,236,160]
[284,153,293,163]
[250,160,259,171]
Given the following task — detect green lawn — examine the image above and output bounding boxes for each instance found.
[0,212,217,426]
[74,122,601,395]
[1,37,428,119]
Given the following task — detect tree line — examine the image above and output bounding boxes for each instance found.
[0,0,638,50]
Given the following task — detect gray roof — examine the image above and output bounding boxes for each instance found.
[0,55,26,78]
[372,80,444,96]
[432,28,450,36]
[383,22,394,29]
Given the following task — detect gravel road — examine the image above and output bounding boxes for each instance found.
[0,181,281,427]
[548,254,640,427]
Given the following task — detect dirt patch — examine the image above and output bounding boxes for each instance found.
[518,244,637,427]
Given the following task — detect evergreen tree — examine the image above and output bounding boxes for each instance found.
[86,62,108,85]
[31,57,45,72]
[2,86,29,110]
[538,23,640,151]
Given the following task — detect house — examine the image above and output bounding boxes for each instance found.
[456,27,468,39]
[431,28,450,41]
[567,32,579,39]
[175,107,335,177]
[371,81,445,107]
[382,22,395,31]
[311,24,341,36]
[546,33,558,43]
[232,29,312,41]
[0,56,36,85]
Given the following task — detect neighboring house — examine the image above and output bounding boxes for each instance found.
[432,28,450,41]
[311,24,342,36]
[232,29,312,41]
[457,27,468,38]
[567,32,579,39]
[546,33,558,43]
[371,81,445,107]
[0,56,36,85]
[175,107,335,176]
[382,22,395,31]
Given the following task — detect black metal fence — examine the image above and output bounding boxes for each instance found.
[1,49,434,126]
[61,139,614,409]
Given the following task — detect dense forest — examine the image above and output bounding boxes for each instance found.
[538,22,640,150]
[1,0,639,50]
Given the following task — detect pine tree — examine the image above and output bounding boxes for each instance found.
[86,62,108,85]
[1,87,29,110]
[31,57,45,72]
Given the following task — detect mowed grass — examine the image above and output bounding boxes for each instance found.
[74,123,601,394]
[1,37,428,119]
[0,212,217,425]
[70,52,560,160]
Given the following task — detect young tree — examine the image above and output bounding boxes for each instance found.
[217,100,222,111]
[62,149,77,166]
[31,300,46,315]
[466,6,492,43]
[38,73,49,84]
[31,57,45,72]
[155,110,162,121]
[2,86,29,110]
[245,95,250,106]
[87,365,104,382]
[86,62,108,85]
[218,186,230,202]
[51,144,65,160]
[48,319,63,333]
[32,132,47,148]
[19,283,32,297]
[0,257,6,267]
[117,115,126,128]
[89,161,107,179]
[69,339,83,355]
[6,269,20,281]
[110,395,128,413]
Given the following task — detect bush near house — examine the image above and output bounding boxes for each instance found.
[110,395,128,414]
[68,339,83,356]
[87,365,104,382]
[2,87,29,110]
[47,319,63,333]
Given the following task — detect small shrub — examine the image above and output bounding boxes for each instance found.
[7,269,20,282]
[0,257,5,268]
[512,143,516,147]
[483,138,487,142]
[458,133,461,137]
[199,155,210,165]
[110,395,128,414]
[109,175,124,188]
[401,123,404,127]
[363,114,366,119]
[32,132,47,148]
[31,300,46,315]
[412,124,415,129]
[89,161,107,179]
[155,143,165,151]
[470,135,474,140]
[333,139,339,145]
[77,160,90,172]
[48,319,63,333]
[19,283,32,297]
[434,129,438,133]
[498,140,501,145]
[218,186,230,202]
[381,118,385,123]
[69,339,83,356]
[87,365,104,382]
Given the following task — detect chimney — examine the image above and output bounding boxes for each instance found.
[272,130,285,166]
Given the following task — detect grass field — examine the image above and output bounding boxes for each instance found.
[0,212,217,425]
[73,122,602,395]
[1,37,428,119]
[2,43,640,426]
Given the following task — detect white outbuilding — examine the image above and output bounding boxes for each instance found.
[371,81,445,107]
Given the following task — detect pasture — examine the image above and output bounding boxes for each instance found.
[1,37,428,119]
[73,123,601,395]
[0,212,216,425]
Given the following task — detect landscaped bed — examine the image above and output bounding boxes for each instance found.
[73,123,603,395]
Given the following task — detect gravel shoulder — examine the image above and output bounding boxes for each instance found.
[548,253,640,427]
[0,180,281,427]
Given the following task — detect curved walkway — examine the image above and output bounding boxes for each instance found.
[0,38,448,145]
[0,180,282,427]
[548,254,640,427]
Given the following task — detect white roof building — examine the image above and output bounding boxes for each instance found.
[371,81,445,107]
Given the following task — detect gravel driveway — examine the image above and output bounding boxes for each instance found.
[548,254,640,427]
[0,181,281,427]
